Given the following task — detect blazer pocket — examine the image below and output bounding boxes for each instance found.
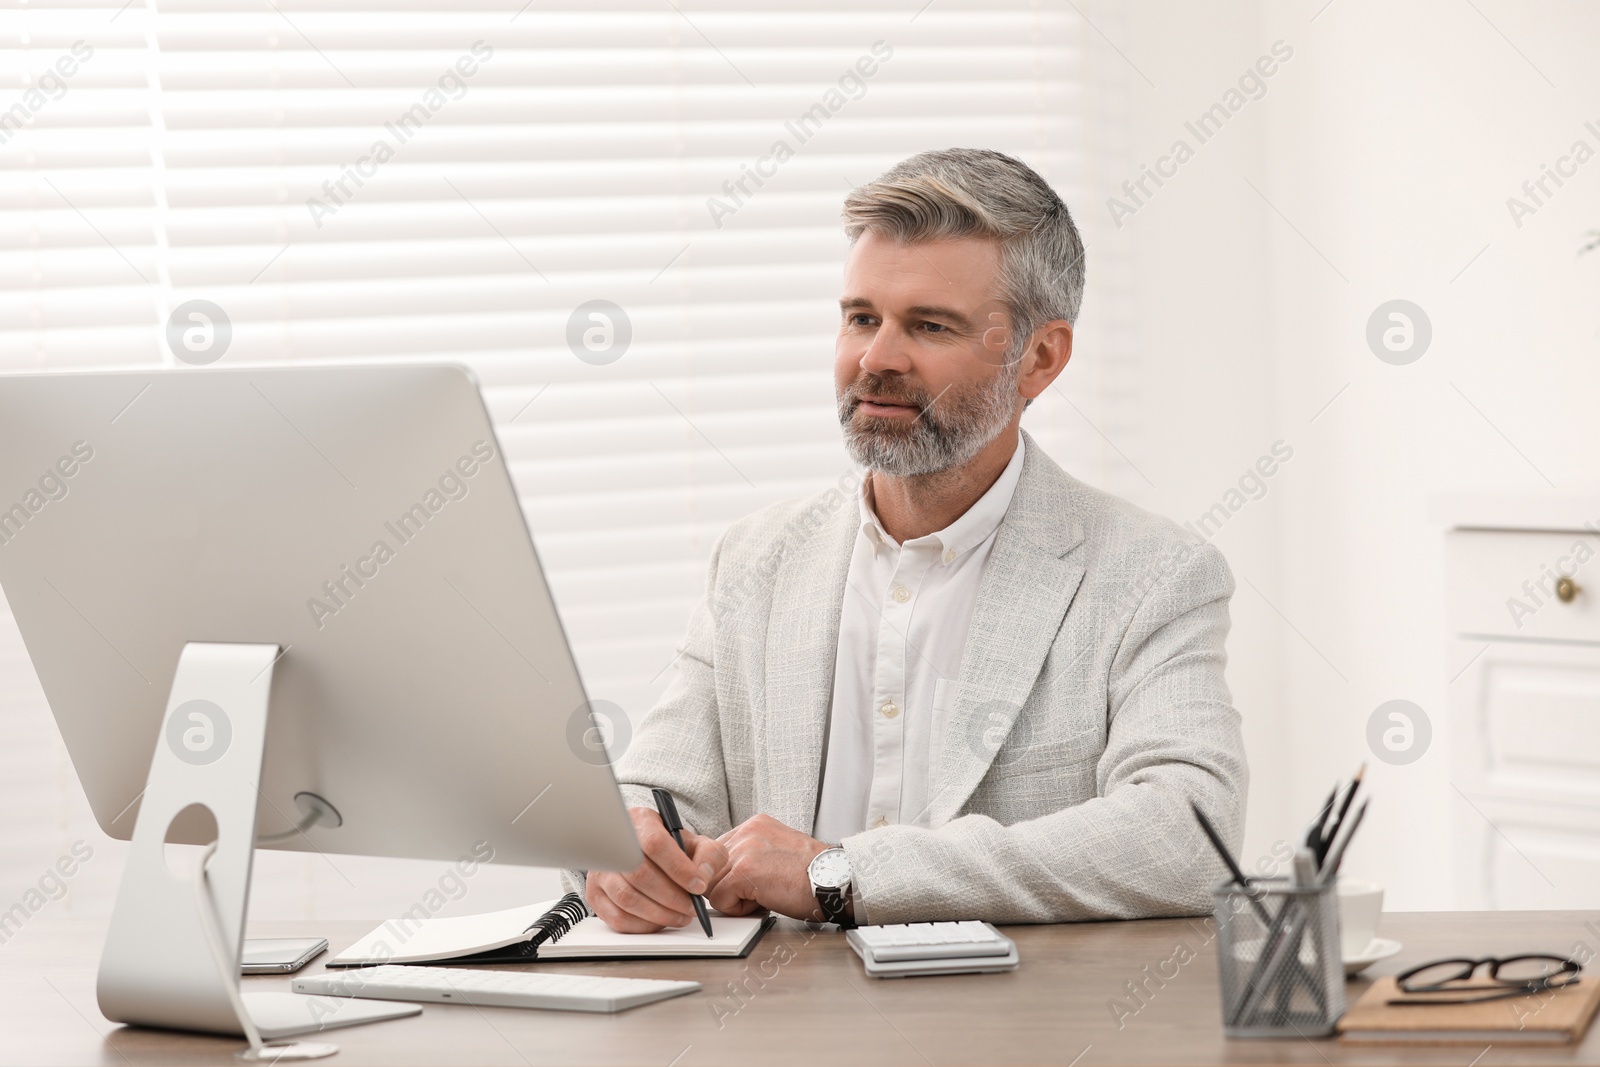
[990,729,1100,780]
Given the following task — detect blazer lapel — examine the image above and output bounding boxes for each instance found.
[759,490,858,833]
[928,433,1087,827]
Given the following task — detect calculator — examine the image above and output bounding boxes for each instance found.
[846,921,1020,978]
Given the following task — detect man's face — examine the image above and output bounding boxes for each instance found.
[835,230,1022,477]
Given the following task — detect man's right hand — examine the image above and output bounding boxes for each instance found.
[586,805,730,933]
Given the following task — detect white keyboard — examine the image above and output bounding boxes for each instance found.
[294,965,700,1014]
[849,921,1013,962]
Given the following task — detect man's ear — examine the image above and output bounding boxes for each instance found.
[1017,320,1073,401]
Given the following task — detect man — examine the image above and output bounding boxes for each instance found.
[576,148,1246,931]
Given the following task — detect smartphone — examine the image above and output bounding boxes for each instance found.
[240,937,329,975]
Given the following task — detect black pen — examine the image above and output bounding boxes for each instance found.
[651,788,714,938]
[1189,801,1271,925]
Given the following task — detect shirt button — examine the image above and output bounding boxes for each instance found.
[874,817,889,828]
[891,586,910,603]
[880,702,899,719]
[943,549,956,563]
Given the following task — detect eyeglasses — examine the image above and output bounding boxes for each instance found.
[1388,956,1582,1006]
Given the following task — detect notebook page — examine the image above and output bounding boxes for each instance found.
[539,912,768,958]
[330,901,556,965]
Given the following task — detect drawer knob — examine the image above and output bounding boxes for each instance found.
[1556,576,1580,604]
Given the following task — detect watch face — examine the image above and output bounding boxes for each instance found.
[810,848,851,889]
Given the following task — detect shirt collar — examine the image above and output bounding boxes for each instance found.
[857,436,1026,559]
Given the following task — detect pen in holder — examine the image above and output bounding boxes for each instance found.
[1212,877,1345,1037]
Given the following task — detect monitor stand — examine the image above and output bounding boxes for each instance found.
[95,642,416,1060]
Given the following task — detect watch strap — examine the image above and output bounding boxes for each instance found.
[816,881,855,928]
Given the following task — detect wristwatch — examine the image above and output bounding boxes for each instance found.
[807,846,855,928]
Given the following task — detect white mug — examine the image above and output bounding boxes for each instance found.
[1336,877,1384,959]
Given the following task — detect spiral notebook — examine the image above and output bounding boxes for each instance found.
[327,893,773,967]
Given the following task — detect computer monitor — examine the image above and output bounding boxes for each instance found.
[0,364,642,1048]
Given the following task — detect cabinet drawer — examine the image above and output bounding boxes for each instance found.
[1447,530,1600,641]
[1454,794,1600,909]
[1490,821,1600,910]
[1454,642,1600,804]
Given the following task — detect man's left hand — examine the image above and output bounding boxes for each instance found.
[706,813,832,921]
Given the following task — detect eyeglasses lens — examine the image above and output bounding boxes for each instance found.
[1405,960,1475,989]
[1496,957,1569,984]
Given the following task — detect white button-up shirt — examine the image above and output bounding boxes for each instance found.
[812,439,1026,845]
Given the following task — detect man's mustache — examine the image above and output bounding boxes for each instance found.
[842,374,935,416]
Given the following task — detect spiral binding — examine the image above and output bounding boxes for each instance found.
[527,892,591,947]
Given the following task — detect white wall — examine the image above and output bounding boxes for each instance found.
[1098,0,1291,882]
[1109,0,1600,909]
[1265,0,1600,909]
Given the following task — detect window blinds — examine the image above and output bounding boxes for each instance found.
[0,0,1102,917]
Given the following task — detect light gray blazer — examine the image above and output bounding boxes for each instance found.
[581,431,1247,925]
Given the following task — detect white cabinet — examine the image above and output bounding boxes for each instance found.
[1446,524,1600,909]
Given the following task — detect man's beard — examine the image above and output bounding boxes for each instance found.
[836,363,1019,477]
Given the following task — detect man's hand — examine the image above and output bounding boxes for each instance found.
[587,806,729,933]
[707,813,832,921]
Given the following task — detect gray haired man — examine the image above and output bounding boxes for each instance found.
[579,148,1247,931]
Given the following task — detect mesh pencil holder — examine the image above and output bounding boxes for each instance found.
[1212,878,1345,1038]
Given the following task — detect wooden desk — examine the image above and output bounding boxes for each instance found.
[6,912,1600,1065]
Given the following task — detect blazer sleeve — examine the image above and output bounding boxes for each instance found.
[839,541,1248,924]
[561,533,734,896]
